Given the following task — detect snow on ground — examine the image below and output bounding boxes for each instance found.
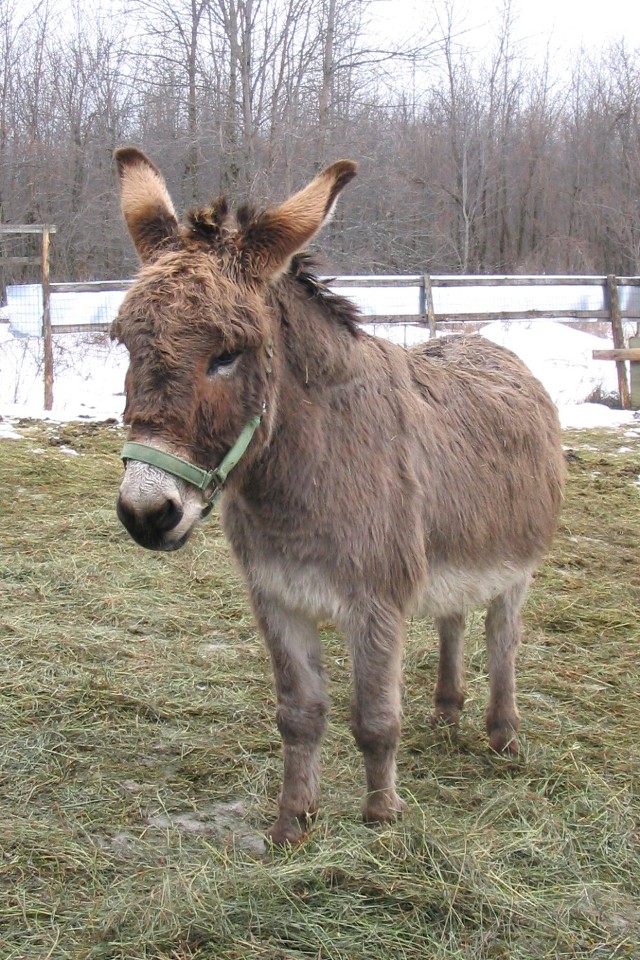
[480,319,619,407]
[0,316,638,435]
[0,323,129,425]
[478,319,638,430]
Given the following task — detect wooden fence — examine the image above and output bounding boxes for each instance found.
[4,272,640,410]
[44,273,640,330]
[1,224,56,409]
[334,274,640,408]
[336,273,640,323]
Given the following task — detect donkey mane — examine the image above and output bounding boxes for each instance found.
[185,198,231,247]
[280,253,362,337]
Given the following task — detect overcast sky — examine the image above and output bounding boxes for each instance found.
[509,0,639,50]
[370,0,639,63]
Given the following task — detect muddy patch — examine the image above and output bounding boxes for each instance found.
[145,800,266,855]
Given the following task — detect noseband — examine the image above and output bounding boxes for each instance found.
[120,405,265,511]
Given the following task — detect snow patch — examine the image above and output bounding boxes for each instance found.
[0,419,23,439]
[0,316,638,431]
[558,404,637,430]
[479,319,619,407]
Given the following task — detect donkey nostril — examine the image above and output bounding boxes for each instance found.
[151,498,183,532]
[117,495,136,533]
[117,494,183,538]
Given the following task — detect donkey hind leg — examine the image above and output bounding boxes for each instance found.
[252,595,328,844]
[431,612,466,727]
[485,575,531,755]
[348,603,408,825]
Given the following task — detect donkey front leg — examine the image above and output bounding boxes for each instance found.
[252,593,328,844]
[347,604,407,824]
[485,576,530,755]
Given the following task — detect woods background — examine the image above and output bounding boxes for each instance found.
[1,0,640,283]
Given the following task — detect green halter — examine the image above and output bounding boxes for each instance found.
[120,407,264,506]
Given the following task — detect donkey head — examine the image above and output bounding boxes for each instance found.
[112,148,356,551]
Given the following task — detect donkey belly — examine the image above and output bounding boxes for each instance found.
[248,548,531,625]
[419,562,534,619]
[247,553,352,624]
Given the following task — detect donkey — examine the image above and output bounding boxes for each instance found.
[112,148,565,844]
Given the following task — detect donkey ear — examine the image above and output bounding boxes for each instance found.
[114,147,179,261]
[239,160,357,280]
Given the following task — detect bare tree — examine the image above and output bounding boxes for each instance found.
[2,0,640,281]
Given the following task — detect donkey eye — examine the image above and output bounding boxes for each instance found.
[207,351,240,377]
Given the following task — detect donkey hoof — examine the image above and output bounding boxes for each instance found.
[488,729,519,755]
[266,811,314,846]
[430,704,462,727]
[363,791,407,825]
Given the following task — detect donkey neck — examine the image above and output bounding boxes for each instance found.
[232,267,415,510]
[269,271,363,390]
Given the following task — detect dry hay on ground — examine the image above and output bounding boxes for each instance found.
[0,420,638,960]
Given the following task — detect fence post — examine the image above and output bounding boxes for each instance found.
[42,226,53,411]
[629,335,640,410]
[423,274,437,338]
[606,275,630,410]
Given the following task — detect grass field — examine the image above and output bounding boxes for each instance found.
[1,419,639,959]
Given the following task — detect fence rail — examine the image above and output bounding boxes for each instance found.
[6,274,640,335]
[3,273,640,410]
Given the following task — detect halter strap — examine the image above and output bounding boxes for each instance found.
[120,408,264,503]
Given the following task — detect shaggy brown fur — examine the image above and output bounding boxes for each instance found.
[113,149,565,844]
